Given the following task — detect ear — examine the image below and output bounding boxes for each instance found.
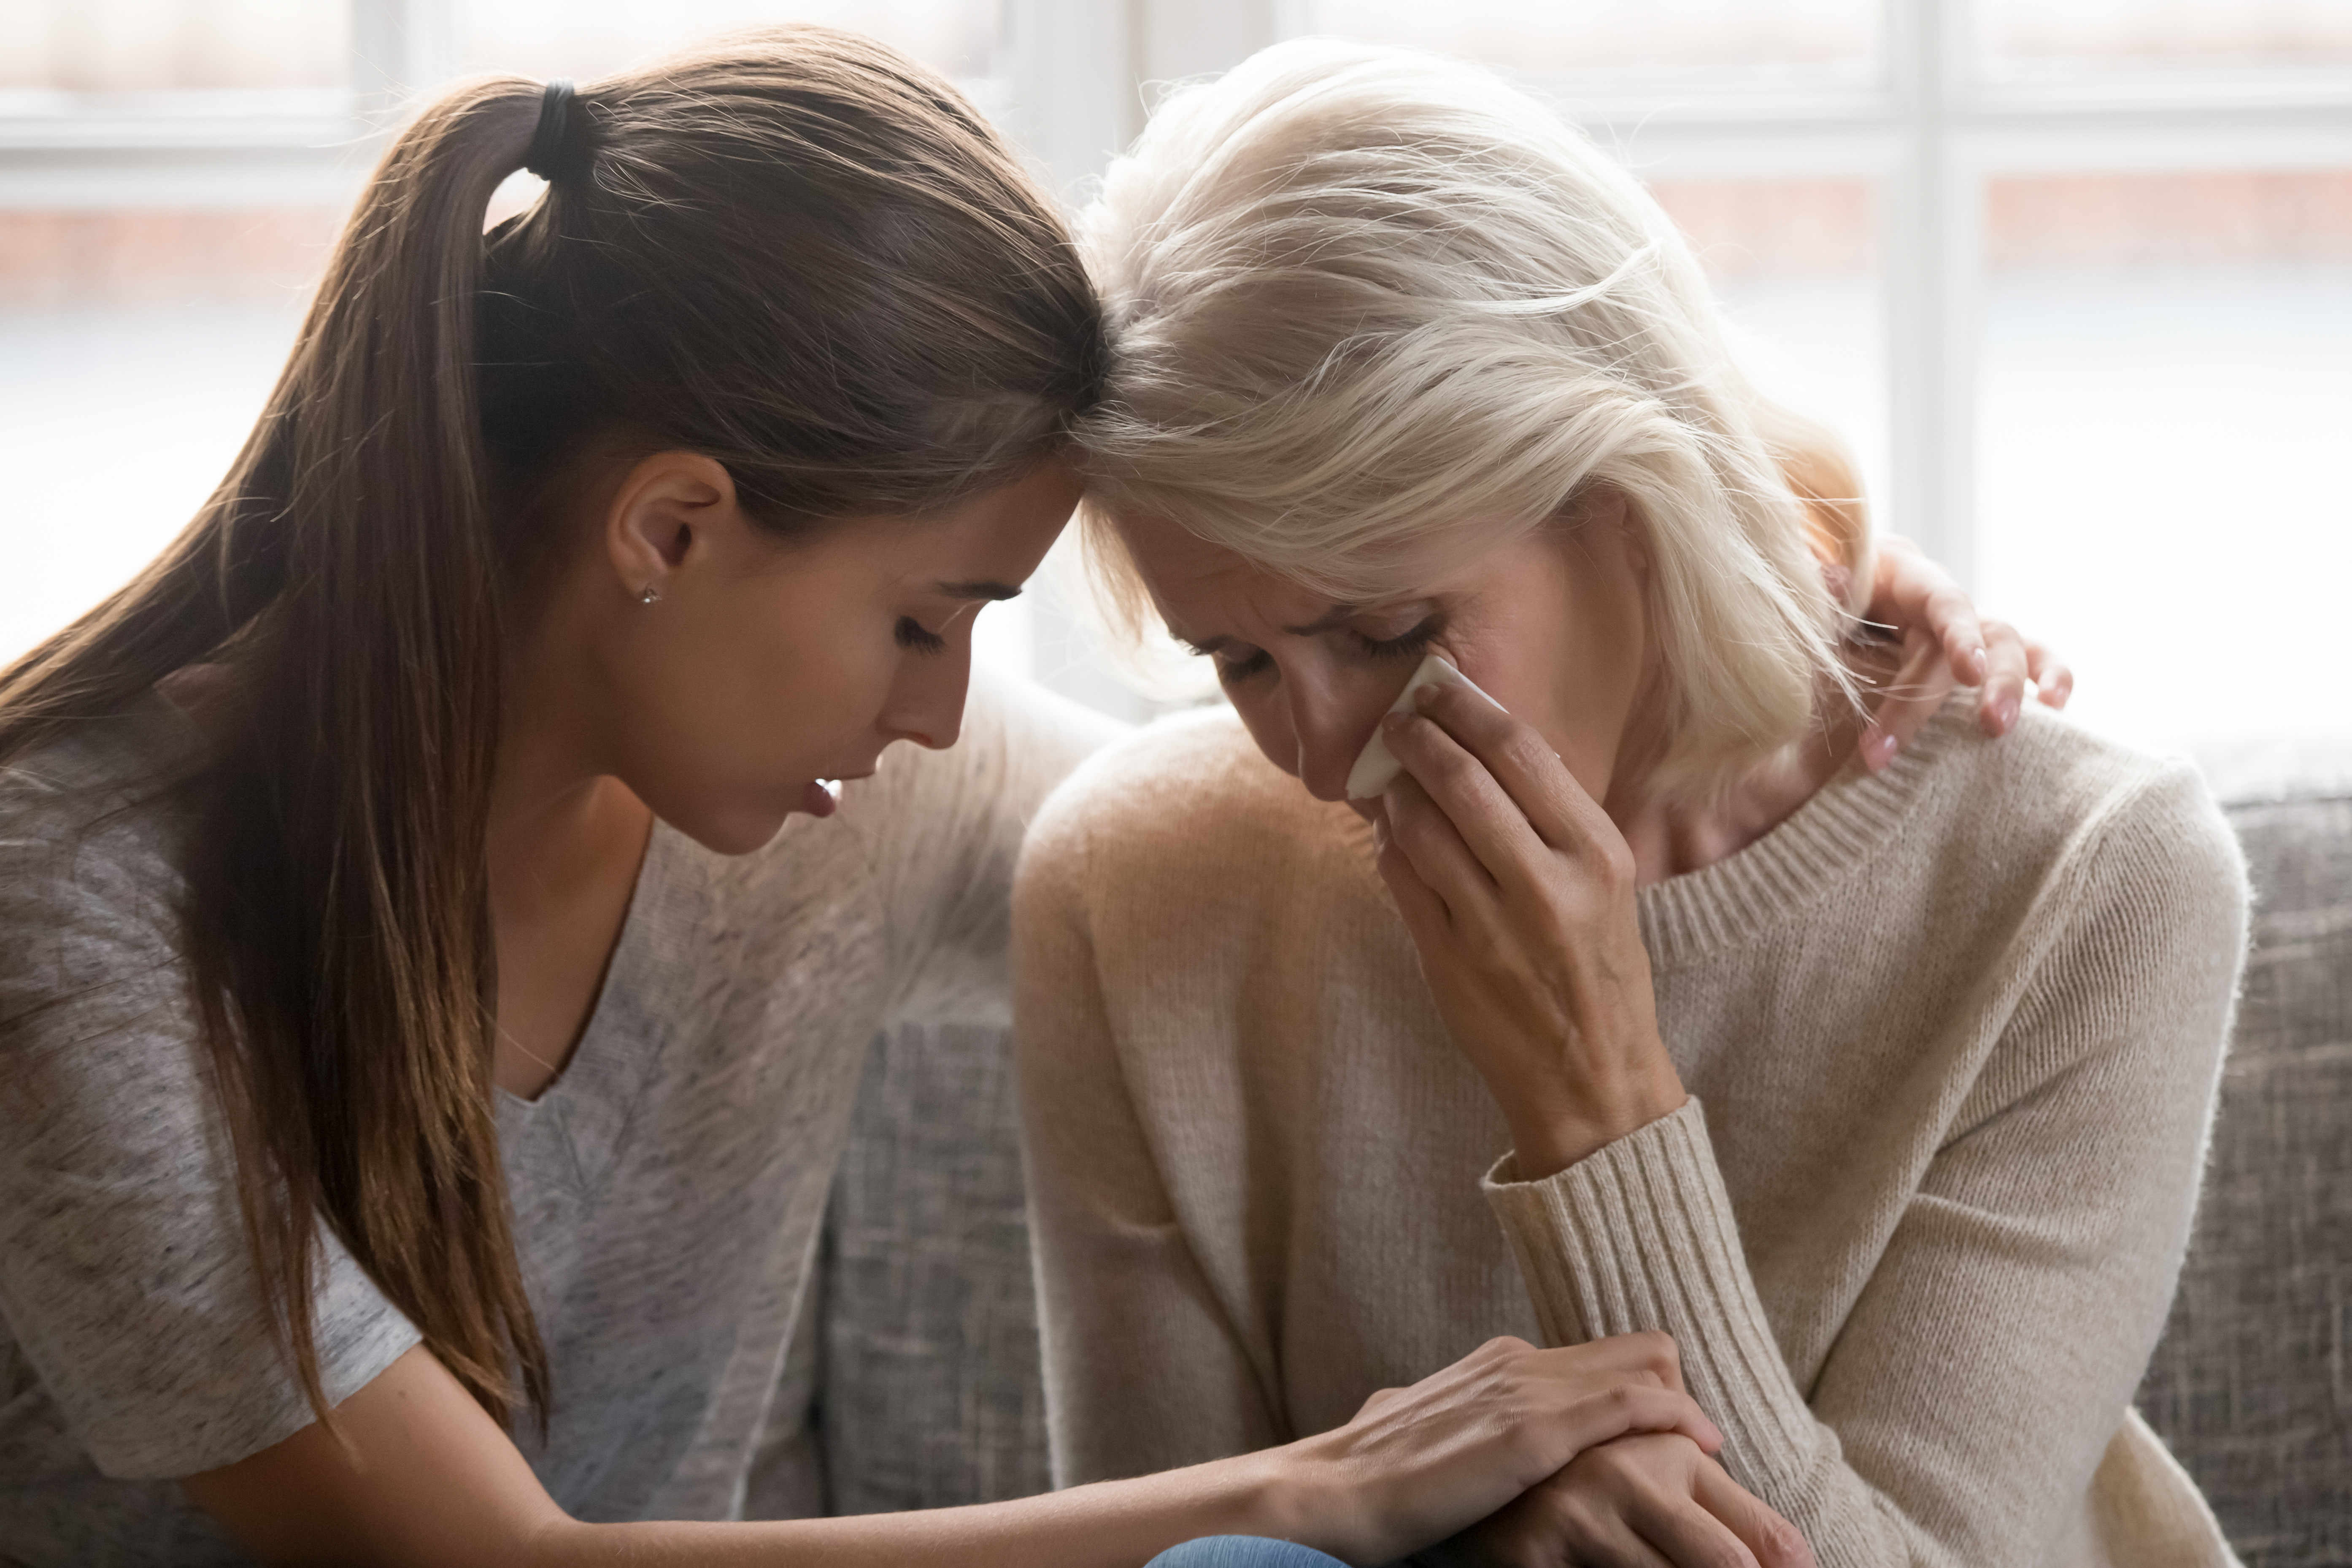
[1559,484,1649,577]
[603,451,743,601]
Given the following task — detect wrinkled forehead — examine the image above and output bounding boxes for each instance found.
[1114,511,1328,637]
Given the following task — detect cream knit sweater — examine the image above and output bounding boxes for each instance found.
[1013,696,2249,1568]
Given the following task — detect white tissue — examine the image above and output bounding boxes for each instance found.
[1344,653,1506,800]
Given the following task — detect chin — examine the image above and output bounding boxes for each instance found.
[666,800,797,858]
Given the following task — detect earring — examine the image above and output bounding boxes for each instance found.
[638,584,661,605]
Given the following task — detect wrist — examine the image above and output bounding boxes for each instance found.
[1223,1441,1328,1550]
[1247,1430,1381,1562]
[1504,1084,1686,1182]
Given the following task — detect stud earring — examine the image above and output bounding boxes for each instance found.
[638,585,661,605]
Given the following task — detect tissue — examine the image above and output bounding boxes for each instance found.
[1344,653,1506,800]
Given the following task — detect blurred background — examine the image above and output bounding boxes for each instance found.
[3,0,2347,756]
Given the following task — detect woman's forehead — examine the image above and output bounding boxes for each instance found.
[1123,523,1326,637]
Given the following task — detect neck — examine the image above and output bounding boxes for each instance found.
[1607,695,1867,886]
[489,634,651,922]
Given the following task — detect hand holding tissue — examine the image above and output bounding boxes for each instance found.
[1345,654,1509,800]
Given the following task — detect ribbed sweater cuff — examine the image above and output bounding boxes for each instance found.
[1481,1097,1820,1493]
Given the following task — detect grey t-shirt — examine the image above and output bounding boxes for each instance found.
[0,669,1116,1566]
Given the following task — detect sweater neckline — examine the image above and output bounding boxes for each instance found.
[1633,698,1967,971]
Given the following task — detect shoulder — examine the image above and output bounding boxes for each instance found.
[1888,700,2249,1090]
[0,708,205,1114]
[1909,698,2245,920]
[1018,706,1365,913]
[0,704,196,955]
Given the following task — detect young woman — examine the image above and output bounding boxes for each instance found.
[1016,40,2244,1568]
[0,25,2031,1568]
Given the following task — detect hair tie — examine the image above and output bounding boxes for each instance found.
[525,78,577,181]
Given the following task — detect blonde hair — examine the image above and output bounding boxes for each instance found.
[1075,39,1870,803]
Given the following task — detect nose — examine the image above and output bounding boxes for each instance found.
[1286,680,1373,803]
[878,645,969,752]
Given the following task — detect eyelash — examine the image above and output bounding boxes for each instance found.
[1358,618,1441,661]
[896,617,948,654]
[1209,616,1442,685]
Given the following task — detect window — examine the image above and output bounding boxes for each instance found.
[7,0,2348,750]
[0,0,1020,669]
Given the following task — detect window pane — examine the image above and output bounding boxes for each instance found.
[459,0,1005,84]
[1977,0,2352,72]
[1299,0,1878,76]
[1977,170,2352,753]
[1652,178,1889,529]
[0,0,348,96]
[0,210,333,662]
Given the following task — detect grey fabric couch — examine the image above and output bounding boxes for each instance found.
[760,775,2352,1562]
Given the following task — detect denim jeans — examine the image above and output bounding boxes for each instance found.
[1144,1537,1351,1568]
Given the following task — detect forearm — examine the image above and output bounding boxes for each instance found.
[1487,1104,1941,1564]
[190,1345,1316,1568]
[1484,1086,2217,1568]
[1485,1103,1827,1496]
[524,1453,1302,1568]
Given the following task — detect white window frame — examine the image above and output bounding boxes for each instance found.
[8,0,2349,595]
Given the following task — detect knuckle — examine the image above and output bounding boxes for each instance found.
[1500,726,1553,775]
[1760,1515,1815,1568]
[1593,837,1638,896]
[1430,751,1481,795]
[1391,810,1438,852]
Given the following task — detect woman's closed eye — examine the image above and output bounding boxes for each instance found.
[1190,615,1444,687]
[1352,616,1442,661]
[1210,645,1274,685]
[895,616,948,653]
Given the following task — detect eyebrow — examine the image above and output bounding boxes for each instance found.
[1280,603,1361,637]
[932,580,1024,602]
[1179,600,1420,656]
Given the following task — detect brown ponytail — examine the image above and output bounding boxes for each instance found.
[0,26,1101,1431]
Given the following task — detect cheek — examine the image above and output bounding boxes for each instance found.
[669,588,894,765]
[1228,688,1302,779]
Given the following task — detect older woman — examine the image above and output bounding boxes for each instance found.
[1015,40,2245,1568]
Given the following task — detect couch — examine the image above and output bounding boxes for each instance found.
[757,767,2352,1563]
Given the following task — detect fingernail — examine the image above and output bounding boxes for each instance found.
[1996,696,2019,731]
[1967,645,1988,683]
[1383,711,1411,734]
[1863,729,1897,769]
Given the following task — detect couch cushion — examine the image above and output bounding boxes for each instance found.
[749,1020,1050,1517]
[2136,792,2352,1566]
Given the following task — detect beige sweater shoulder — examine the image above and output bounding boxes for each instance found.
[1013,697,2250,1568]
